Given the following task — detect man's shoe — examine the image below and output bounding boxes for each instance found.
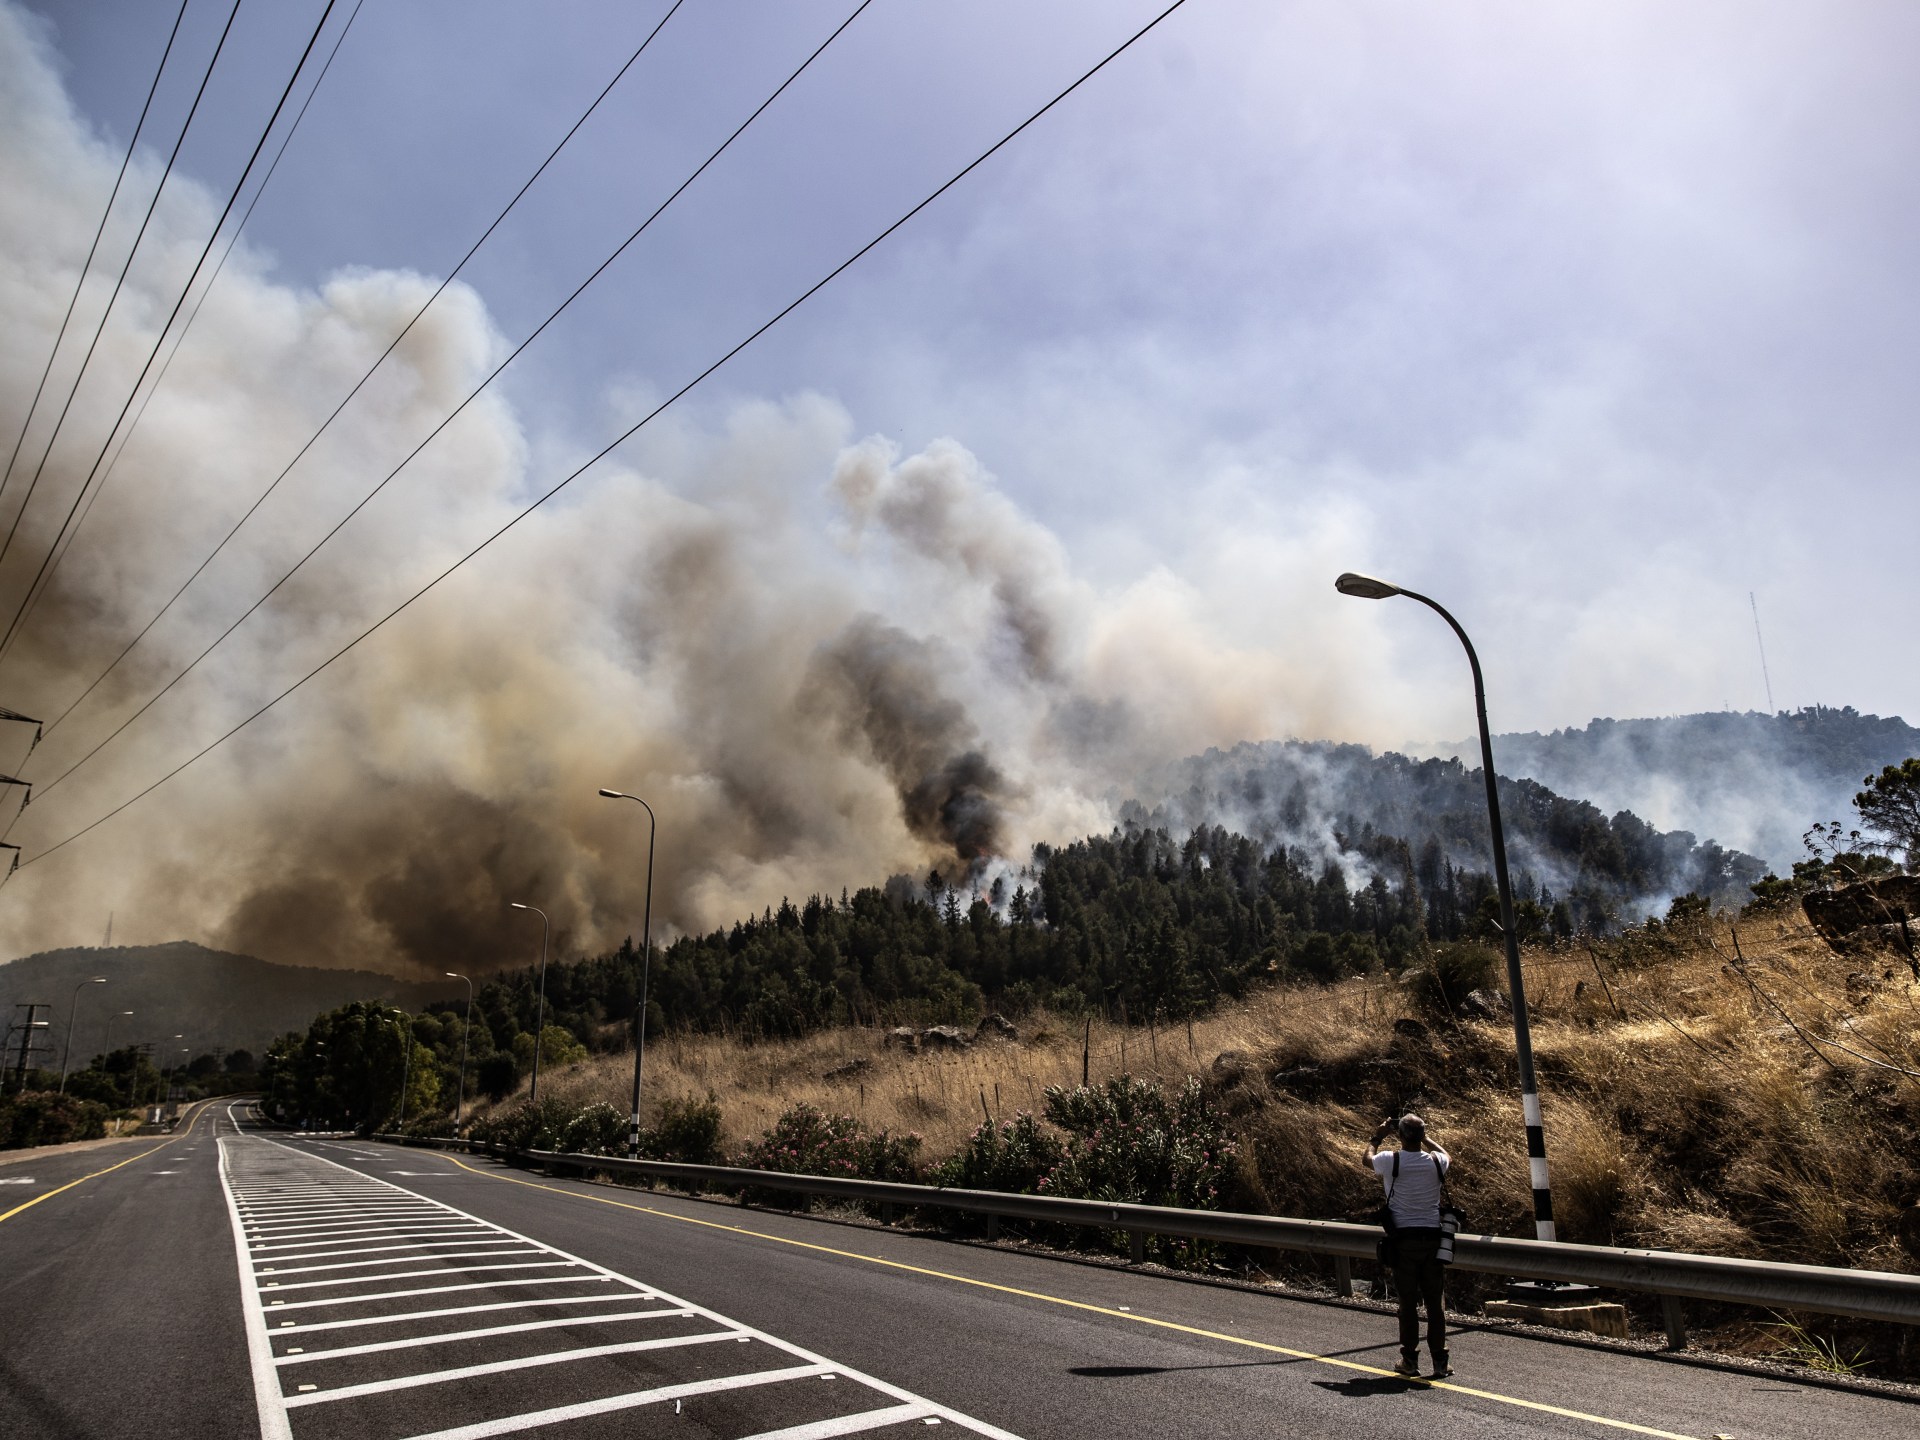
[1393,1359,1420,1378]
[1430,1360,1453,1379]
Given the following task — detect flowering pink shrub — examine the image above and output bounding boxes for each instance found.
[736,1102,922,1192]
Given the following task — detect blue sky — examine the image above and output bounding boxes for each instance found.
[3,1,1916,965]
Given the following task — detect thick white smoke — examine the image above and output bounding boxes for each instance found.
[0,4,1400,976]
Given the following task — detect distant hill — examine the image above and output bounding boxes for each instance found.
[1416,707,1920,872]
[0,942,456,1065]
[1127,738,1767,928]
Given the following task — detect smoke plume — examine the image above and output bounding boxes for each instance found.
[0,4,1397,977]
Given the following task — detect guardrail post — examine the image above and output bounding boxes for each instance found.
[986,1213,999,1241]
[1661,1295,1688,1350]
[1334,1255,1353,1297]
[1130,1230,1146,1265]
[881,1202,895,1226]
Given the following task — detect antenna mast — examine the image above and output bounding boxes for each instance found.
[1749,592,1775,713]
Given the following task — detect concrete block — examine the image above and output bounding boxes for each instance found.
[1483,1299,1630,1339]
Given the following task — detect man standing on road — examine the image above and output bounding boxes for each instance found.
[1366,1113,1451,1379]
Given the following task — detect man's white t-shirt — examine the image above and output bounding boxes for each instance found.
[1371,1146,1450,1229]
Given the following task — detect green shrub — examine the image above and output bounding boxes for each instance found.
[934,1113,1064,1193]
[644,1092,724,1164]
[0,1091,109,1149]
[1407,942,1501,1016]
[466,1095,579,1152]
[559,1102,627,1156]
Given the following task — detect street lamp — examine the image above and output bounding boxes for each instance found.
[446,971,474,1129]
[1335,571,1558,1242]
[392,1009,412,1129]
[103,1011,133,1108]
[58,977,105,1093]
[599,787,657,1159]
[510,903,551,1104]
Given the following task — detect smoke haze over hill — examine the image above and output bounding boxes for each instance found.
[1415,707,1920,872]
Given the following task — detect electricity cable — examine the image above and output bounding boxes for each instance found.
[16,0,1193,869]
[20,0,869,803]
[53,0,370,601]
[0,0,192,515]
[13,0,681,715]
[0,0,245,582]
[0,0,340,663]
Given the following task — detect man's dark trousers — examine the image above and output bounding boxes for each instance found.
[1392,1228,1448,1368]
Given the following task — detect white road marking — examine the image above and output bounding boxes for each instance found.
[0,1177,33,1185]
[272,1307,693,1363]
[217,1137,294,1440]
[278,1291,652,1334]
[223,1115,1022,1440]
[739,1407,938,1440]
[282,1329,742,1406]
[400,1365,832,1440]
[260,1274,616,1311]
[258,1247,541,1277]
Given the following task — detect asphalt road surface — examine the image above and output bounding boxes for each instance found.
[0,1102,1912,1439]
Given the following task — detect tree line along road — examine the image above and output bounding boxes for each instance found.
[0,1099,1912,1440]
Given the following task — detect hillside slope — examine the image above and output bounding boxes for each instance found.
[0,942,453,1061]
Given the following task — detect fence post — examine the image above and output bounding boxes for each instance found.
[1661,1295,1689,1350]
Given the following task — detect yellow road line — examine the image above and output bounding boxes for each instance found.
[0,1102,209,1226]
[440,1154,1698,1440]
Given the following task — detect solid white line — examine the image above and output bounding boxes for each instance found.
[274,1308,693,1363]
[263,1260,574,1291]
[738,1405,934,1440]
[264,1275,621,1311]
[217,1138,294,1440]
[398,1365,831,1440]
[282,1329,743,1407]
[280,1292,658,1335]
[259,1247,541,1277]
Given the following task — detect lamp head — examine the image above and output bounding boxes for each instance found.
[510,901,528,910]
[1335,572,1401,600]
[598,788,624,799]
[90,976,105,984]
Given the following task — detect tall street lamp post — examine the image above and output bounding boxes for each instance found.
[1335,571,1557,1242]
[58,976,105,1093]
[446,971,474,1129]
[598,788,657,1159]
[399,1010,414,1128]
[510,903,551,1104]
[103,1010,132,1108]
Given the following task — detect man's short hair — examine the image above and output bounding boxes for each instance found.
[1397,1113,1426,1145]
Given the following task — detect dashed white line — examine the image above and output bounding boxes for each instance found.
[398,1364,832,1440]
[273,1307,696,1364]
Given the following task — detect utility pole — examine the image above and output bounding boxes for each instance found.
[7,1003,52,1092]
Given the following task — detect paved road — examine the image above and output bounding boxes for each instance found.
[1,1104,1913,1439]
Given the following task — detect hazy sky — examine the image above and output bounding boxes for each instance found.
[2,1,1915,965]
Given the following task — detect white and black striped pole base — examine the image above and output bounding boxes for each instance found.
[1523,1090,1555,1242]
[629,1112,642,1160]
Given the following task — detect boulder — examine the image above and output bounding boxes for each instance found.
[1460,989,1511,1021]
[919,1025,972,1050]
[882,1027,920,1052]
[974,1012,1019,1042]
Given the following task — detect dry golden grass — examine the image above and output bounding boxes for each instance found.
[484,911,1920,1273]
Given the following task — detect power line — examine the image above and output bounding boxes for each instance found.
[0,0,191,517]
[22,0,870,804]
[13,0,681,716]
[0,0,245,583]
[0,0,341,662]
[17,0,1194,871]
[13,0,373,672]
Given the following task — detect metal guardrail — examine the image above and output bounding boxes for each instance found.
[376,1134,1920,1337]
